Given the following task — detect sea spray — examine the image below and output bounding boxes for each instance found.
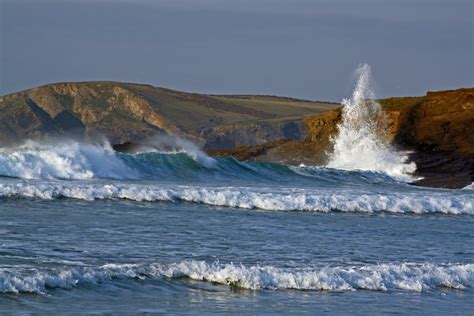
[0,140,134,180]
[327,64,416,180]
[463,183,474,190]
[0,137,216,180]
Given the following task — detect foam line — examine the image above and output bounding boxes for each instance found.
[1,261,472,294]
[0,182,472,214]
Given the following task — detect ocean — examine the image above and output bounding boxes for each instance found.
[0,143,473,314]
[1,65,473,314]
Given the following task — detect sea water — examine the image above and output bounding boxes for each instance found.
[0,65,473,314]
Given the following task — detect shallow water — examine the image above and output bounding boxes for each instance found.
[0,144,473,314]
[1,196,473,314]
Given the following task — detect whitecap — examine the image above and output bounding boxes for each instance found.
[1,261,472,294]
[0,140,135,180]
[463,183,474,190]
[0,182,472,214]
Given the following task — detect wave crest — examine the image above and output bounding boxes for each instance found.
[2,261,472,294]
[0,140,134,180]
[1,182,472,214]
[0,139,216,180]
[463,183,474,190]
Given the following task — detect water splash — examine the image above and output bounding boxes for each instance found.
[327,64,416,180]
[0,137,216,180]
[0,140,135,180]
[463,183,474,190]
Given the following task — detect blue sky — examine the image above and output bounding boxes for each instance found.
[1,0,472,101]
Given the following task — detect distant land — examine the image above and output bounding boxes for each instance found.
[0,81,338,149]
[0,82,472,188]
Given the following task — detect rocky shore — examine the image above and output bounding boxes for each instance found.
[209,88,474,189]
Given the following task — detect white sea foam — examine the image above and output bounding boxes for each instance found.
[1,261,472,294]
[463,183,474,190]
[0,182,472,214]
[0,140,135,180]
[0,138,217,180]
[327,64,416,181]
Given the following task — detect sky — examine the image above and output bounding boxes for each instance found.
[1,0,472,101]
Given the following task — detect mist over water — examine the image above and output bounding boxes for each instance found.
[327,64,416,180]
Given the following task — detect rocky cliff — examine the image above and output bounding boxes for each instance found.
[0,82,338,148]
[210,88,474,188]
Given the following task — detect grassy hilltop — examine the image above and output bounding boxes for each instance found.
[0,81,337,149]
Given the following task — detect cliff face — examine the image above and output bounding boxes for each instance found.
[0,96,60,144]
[381,89,474,187]
[381,89,474,155]
[210,88,474,188]
[0,81,337,147]
[0,83,169,145]
[200,118,307,150]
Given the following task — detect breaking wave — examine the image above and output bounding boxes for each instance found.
[0,139,412,187]
[0,140,136,180]
[0,138,471,215]
[327,64,416,180]
[464,183,474,190]
[0,139,220,181]
[0,182,472,214]
[1,261,472,294]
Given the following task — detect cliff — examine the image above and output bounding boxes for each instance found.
[0,81,338,149]
[210,88,474,188]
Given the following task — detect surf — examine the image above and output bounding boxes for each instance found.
[0,140,136,180]
[1,180,472,214]
[0,138,407,186]
[327,64,417,180]
[2,260,472,294]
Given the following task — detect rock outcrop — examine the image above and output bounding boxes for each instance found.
[210,88,474,188]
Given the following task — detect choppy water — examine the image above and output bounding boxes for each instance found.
[0,141,473,314]
[1,65,473,314]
